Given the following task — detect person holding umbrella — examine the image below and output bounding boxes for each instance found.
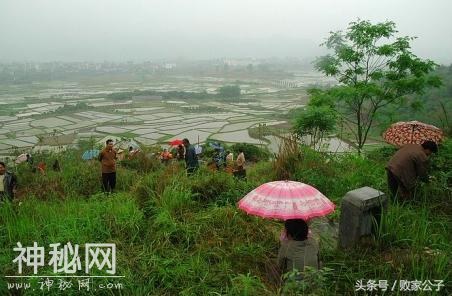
[238,180,335,279]
[386,140,438,200]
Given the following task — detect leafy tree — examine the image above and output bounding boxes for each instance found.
[217,85,241,98]
[294,105,337,150]
[315,19,441,151]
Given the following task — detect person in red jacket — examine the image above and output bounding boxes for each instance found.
[160,148,173,165]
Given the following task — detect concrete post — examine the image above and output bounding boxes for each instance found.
[339,186,387,249]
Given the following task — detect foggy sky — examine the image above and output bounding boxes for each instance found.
[1,0,451,63]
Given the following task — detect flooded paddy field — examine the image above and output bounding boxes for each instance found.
[0,73,341,156]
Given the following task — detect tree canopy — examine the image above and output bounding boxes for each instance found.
[315,19,441,151]
[217,85,241,98]
[294,105,337,150]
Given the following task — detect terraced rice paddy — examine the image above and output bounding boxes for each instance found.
[0,73,342,155]
[211,130,263,144]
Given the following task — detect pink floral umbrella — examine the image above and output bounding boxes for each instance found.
[238,181,335,220]
[383,121,444,147]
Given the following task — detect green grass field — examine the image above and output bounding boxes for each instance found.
[0,140,450,295]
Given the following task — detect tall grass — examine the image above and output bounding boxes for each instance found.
[0,141,450,295]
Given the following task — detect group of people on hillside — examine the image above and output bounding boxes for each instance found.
[1,138,439,200]
[158,140,247,177]
[210,146,246,177]
[15,153,60,176]
[99,138,237,193]
[159,144,186,164]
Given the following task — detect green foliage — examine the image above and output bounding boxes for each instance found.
[368,65,452,139]
[188,168,253,205]
[15,152,101,198]
[294,105,337,150]
[0,193,143,280]
[217,85,241,98]
[246,161,276,184]
[1,139,450,294]
[430,139,452,190]
[54,102,88,114]
[315,19,441,151]
[307,88,336,108]
[273,136,303,180]
[282,267,335,295]
[227,273,272,296]
[157,183,194,217]
[120,151,162,173]
[77,137,102,151]
[230,143,271,162]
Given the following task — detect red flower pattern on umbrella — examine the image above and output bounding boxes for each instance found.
[383,121,444,147]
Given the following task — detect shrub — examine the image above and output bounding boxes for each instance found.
[227,273,272,296]
[273,136,303,180]
[230,143,270,162]
[188,168,238,203]
[120,152,162,173]
[282,267,335,295]
[246,161,276,184]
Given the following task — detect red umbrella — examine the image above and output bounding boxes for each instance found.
[383,121,444,147]
[169,139,183,146]
[238,181,335,220]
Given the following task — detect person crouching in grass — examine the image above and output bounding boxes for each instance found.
[277,219,320,281]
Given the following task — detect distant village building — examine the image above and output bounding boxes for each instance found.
[181,105,200,111]
[163,63,176,70]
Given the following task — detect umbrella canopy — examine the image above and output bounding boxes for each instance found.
[82,149,100,160]
[169,139,184,146]
[238,181,335,220]
[15,153,29,164]
[383,121,444,147]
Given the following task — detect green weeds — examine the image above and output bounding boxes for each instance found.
[0,140,450,295]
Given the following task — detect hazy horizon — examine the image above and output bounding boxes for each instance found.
[1,0,452,64]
